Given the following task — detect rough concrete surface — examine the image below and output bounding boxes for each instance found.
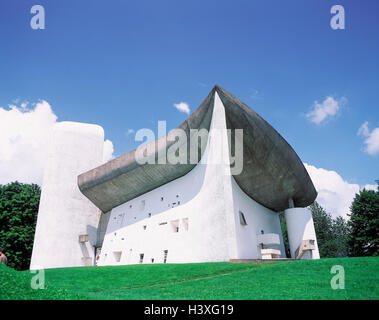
[78,86,317,213]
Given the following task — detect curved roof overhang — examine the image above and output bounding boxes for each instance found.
[78,85,317,212]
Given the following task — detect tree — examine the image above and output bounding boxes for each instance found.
[309,201,349,258]
[348,184,379,257]
[0,182,40,270]
[332,216,349,257]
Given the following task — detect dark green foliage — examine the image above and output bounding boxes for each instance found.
[309,201,349,258]
[332,216,350,257]
[0,182,40,270]
[348,185,379,257]
[279,212,291,258]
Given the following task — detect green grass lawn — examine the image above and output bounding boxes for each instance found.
[1,257,378,300]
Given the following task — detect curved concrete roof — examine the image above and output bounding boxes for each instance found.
[78,85,317,212]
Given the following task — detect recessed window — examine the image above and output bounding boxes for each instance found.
[182,218,189,231]
[161,197,164,201]
[239,211,248,226]
[151,258,154,263]
[176,195,179,198]
[129,204,132,208]
[148,213,151,218]
[79,234,88,243]
[113,251,122,262]
[139,253,144,264]
[163,250,168,263]
[143,225,147,230]
[159,222,167,226]
[171,220,179,233]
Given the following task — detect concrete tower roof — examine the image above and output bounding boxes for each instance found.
[78,86,317,212]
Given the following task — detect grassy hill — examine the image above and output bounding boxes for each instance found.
[1,257,378,300]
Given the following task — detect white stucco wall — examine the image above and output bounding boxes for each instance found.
[285,207,320,259]
[98,93,286,266]
[231,178,286,259]
[30,122,104,270]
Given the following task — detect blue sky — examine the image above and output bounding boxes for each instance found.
[0,0,378,191]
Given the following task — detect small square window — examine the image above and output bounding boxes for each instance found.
[79,234,88,243]
[113,251,122,262]
[171,220,179,233]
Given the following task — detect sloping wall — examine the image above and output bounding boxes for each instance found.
[97,93,285,265]
[30,122,104,270]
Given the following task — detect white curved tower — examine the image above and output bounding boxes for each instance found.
[285,208,320,259]
[30,121,104,270]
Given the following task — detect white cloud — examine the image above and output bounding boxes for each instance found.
[306,96,346,124]
[173,102,190,115]
[0,101,114,186]
[304,163,376,220]
[0,101,56,185]
[363,184,378,191]
[20,101,29,109]
[103,139,114,163]
[358,121,379,156]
